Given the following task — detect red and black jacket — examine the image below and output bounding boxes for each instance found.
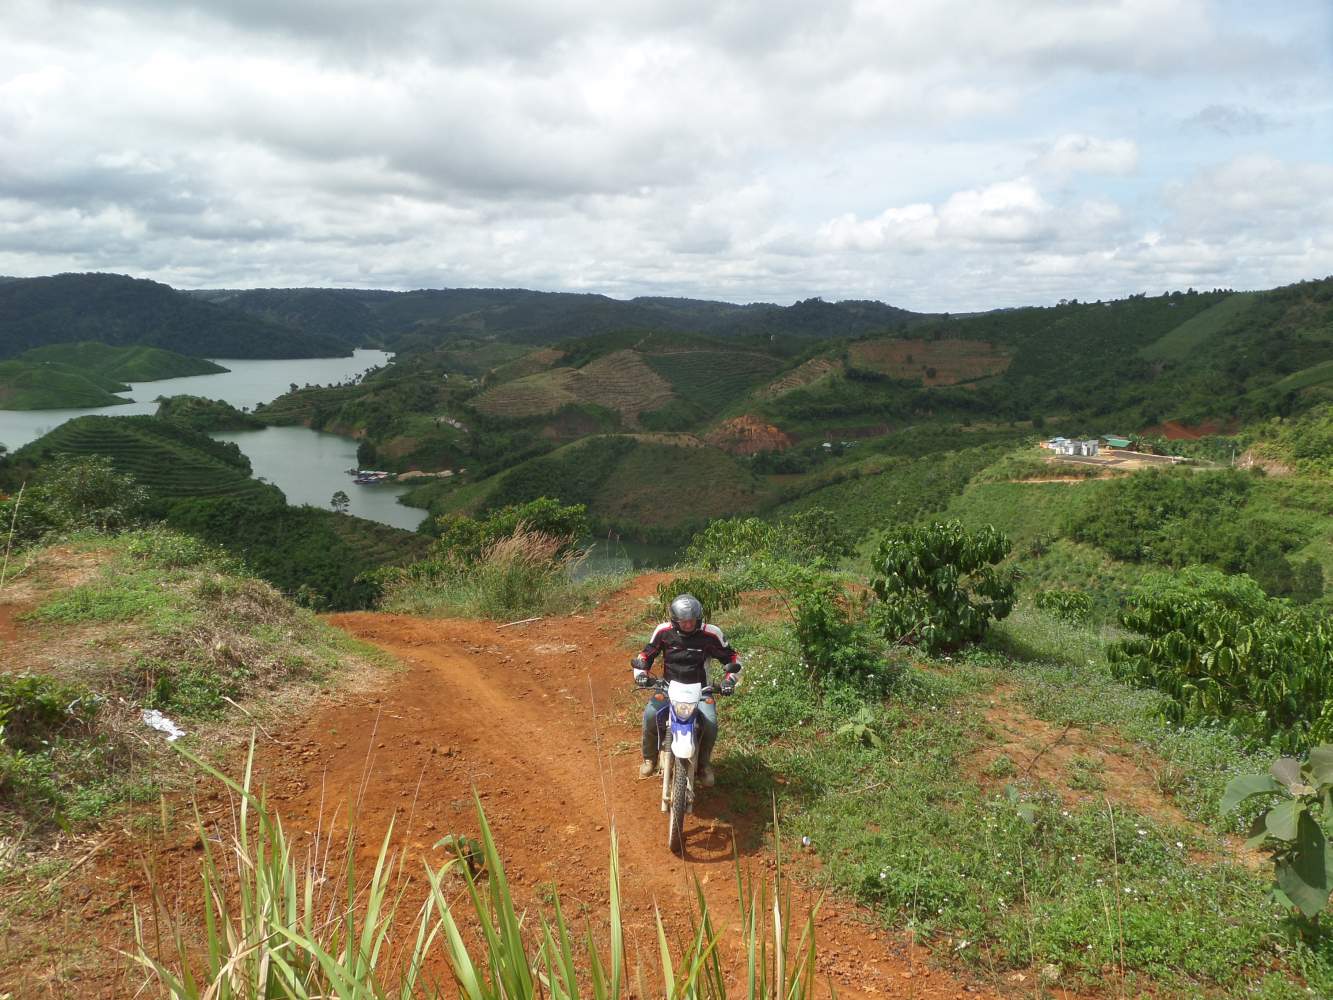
[638,622,740,686]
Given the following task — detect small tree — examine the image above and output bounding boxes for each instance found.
[870,520,1015,653]
[329,490,350,514]
[1221,746,1333,920]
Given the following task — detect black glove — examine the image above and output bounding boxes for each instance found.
[720,673,738,695]
[634,670,653,688]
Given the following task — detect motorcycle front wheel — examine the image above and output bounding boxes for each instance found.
[667,758,689,854]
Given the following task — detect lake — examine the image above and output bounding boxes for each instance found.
[0,349,429,530]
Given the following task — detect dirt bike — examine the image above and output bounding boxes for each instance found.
[643,678,729,854]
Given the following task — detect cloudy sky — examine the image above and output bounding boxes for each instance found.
[1,0,1330,310]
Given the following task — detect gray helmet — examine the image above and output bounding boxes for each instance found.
[669,594,704,631]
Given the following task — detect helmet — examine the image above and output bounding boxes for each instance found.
[669,594,704,632]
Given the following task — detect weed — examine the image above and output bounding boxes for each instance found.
[985,754,1018,778]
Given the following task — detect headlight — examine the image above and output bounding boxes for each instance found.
[672,701,697,722]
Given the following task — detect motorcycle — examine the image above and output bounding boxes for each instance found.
[643,677,729,854]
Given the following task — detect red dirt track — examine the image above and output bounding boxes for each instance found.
[44,576,1069,997]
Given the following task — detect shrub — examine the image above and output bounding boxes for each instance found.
[431,498,589,563]
[1109,566,1333,751]
[1033,589,1092,623]
[0,454,148,546]
[786,571,894,693]
[870,520,1015,653]
[653,575,742,620]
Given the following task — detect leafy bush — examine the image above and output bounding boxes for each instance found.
[1033,589,1093,623]
[1221,746,1333,919]
[786,571,894,692]
[653,575,742,620]
[431,498,589,563]
[1109,566,1333,750]
[870,520,1016,653]
[683,506,854,574]
[0,453,148,546]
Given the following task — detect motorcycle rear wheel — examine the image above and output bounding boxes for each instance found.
[667,758,689,854]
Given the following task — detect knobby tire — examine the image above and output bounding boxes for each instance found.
[668,759,689,854]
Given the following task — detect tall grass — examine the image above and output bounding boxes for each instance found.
[380,526,624,620]
[134,741,822,999]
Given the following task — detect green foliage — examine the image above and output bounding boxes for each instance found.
[1033,589,1093,624]
[787,571,894,692]
[0,453,149,546]
[683,507,854,573]
[20,341,227,381]
[653,576,742,621]
[165,492,425,610]
[431,498,589,562]
[870,520,1015,653]
[1220,747,1333,919]
[11,416,265,517]
[0,358,131,409]
[0,674,103,829]
[1109,566,1333,751]
[154,394,264,431]
[1068,467,1318,599]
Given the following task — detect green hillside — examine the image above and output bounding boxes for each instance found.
[1140,292,1258,362]
[12,415,270,505]
[0,273,352,359]
[155,395,266,431]
[0,360,131,409]
[20,341,228,381]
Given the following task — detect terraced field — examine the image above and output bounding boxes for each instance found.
[642,349,784,408]
[848,338,1010,385]
[575,350,674,421]
[470,368,583,418]
[16,415,272,502]
[471,349,675,424]
[487,347,566,384]
[323,508,432,565]
[764,356,843,396]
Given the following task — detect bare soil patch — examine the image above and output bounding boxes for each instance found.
[848,339,1010,386]
[706,416,794,455]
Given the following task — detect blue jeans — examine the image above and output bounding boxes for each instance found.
[642,691,718,769]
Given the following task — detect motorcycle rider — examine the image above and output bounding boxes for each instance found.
[632,593,741,788]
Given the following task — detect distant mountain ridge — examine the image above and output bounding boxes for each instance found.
[0,273,352,359]
[192,285,931,349]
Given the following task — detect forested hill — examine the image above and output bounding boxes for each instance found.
[0,273,353,359]
[191,286,930,349]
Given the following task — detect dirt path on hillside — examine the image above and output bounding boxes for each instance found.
[19,576,1080,998]
[233,583,1014,998]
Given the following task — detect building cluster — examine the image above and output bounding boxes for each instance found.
[1044,436,1100,456]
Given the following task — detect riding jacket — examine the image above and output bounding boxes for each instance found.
[638,622,741,686]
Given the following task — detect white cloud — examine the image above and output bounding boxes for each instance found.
[0,1,1328,310]
[1034,134,1139,177]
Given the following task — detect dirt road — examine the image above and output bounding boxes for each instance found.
[46,576,1039,997]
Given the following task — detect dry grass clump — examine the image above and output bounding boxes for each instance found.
[380,523,622,621]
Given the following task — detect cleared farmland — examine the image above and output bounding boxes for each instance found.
[848,338,1010,385]
[764,357,844,397]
